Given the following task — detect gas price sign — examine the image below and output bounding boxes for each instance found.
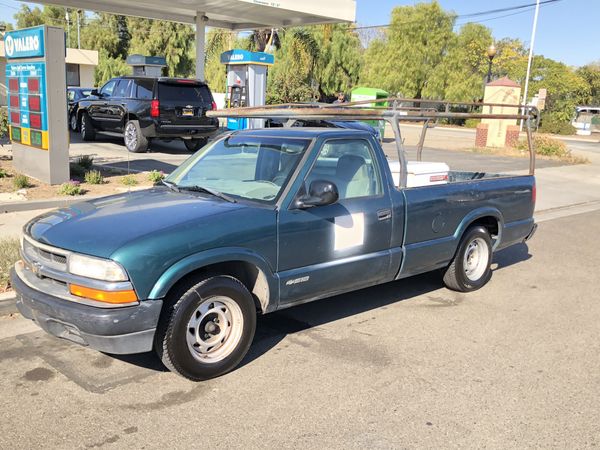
[6,62,49,149]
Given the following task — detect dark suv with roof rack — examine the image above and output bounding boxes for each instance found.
[75,76,220,153]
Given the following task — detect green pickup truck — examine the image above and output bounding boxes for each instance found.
[11,105,537,381]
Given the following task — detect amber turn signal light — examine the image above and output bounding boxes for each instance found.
[69,284,138,304]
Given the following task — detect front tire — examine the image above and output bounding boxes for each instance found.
[155,275,257,381]
[80,112,95,141]
[70,113,78,132]
[124,120,148,153]
[184,137,208,152]
[443,226,493,292]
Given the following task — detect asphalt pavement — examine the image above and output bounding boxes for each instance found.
[0,209,599,449]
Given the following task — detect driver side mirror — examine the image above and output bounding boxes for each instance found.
[294,180,339,209]
[90,89,100,97]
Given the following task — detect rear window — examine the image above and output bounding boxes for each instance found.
[135,79,154,100]
[158,82,212,104]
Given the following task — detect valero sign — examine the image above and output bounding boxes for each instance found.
[4,26,45,59]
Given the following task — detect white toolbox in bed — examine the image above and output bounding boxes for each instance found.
[388,160,450,188]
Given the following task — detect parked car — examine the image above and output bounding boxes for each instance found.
[12,120,537,381]
[67,87,93,132]
[74,76,219,152]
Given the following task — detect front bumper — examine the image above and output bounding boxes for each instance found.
[11,267,162,354]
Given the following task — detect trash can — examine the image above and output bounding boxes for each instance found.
[350,87,389,141]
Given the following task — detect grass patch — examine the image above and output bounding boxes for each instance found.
[0,167,7,179]
[121,175,139,186]
[58,180,84,196]
[84,170,104,185]
[13,174,31,189]
[0,237,20,292]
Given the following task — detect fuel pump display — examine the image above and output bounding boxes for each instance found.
[220,49,274,130]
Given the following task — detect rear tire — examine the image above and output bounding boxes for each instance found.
[124,120,148,153]
[155,275,257,381]
[184,137,208,152]
[443,225,493,292]
[80,112,95,141]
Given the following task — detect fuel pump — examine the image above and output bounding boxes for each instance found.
[220,49,274,130]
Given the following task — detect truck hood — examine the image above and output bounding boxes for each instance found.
[25,188,248,258]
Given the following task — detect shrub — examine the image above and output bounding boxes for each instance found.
[0,167,7,178]
[464,118,481,129]
[69,163,85,177]
[517,135,570,158]
[121,174,138,186]
[147,170,165,183]
[84,170,104,185]
[58,180,84,196]
[13,174,31,189]
[0,237,20,291]
[538,115,576,135]
[76,155,94,170]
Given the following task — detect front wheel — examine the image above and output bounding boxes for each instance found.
[183,137,208,152]
[69,113,78,132]
[80,112,95,141]
[155,275,257,381]
[443,225,493,292]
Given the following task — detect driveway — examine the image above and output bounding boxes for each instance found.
[1,210,599,449]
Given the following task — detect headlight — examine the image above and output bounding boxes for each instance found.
[68,254,128,282]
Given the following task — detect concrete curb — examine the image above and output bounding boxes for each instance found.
[0,291,17,316]
[0,196,104,214]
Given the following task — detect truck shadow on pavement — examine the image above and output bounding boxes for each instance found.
[108,243,532,376]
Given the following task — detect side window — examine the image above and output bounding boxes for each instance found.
[135,79,154,100]
[100,80,117,98]
[113,80,131,98]
[306,139,382,200]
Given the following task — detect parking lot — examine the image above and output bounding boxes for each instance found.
[1,208,599,449]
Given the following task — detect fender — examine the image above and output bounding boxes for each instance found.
[147,247,280,309]
[453,206,504,250]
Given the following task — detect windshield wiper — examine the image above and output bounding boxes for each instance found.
[161,180,180,192]
[179,185,237,203]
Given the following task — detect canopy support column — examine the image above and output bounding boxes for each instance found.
[195,12,206,81]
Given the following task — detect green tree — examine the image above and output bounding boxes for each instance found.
[128,17,195,78]
[359,1,455,98]
[14,5,44,28]
[311,24,362,98]
[81,13,130,59]
[94,49,130,86]
[577,62,600,105]
[14,5,81,48]
[428,23,493,101]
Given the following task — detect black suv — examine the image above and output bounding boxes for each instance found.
[75,76,219,152]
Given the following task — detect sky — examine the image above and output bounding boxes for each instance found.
[0,0,597,67]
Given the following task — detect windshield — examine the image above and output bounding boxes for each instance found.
[166,136,310,203]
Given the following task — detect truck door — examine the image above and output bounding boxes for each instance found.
[278,138,394,305]
[108,79,133,131]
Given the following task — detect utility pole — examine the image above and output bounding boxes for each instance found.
[77,10,81,49]
[521,0,541,131]
[65,11,70,47]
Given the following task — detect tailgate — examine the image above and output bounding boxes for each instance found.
[157,80,214,126]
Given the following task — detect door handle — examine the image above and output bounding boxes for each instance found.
[377,209,392,221]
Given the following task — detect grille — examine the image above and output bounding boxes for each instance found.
[23,238,68,271]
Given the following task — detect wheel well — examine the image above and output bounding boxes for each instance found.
[470,216,499,240]
[126,113,138,122]
[164,261,270,314]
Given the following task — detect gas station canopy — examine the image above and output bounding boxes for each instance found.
[29,0,356,30]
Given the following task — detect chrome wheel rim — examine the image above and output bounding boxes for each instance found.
[186,296,244,364]
[80,117,86,136]
[463,237,489,281]
[70,115,77,131]
[125,123,137,149]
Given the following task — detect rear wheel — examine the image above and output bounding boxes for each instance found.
[443,225,493,292]
[184,137,208,152]
[124,120,148,153]
[80,112,95,141]
[155,275,257,381]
